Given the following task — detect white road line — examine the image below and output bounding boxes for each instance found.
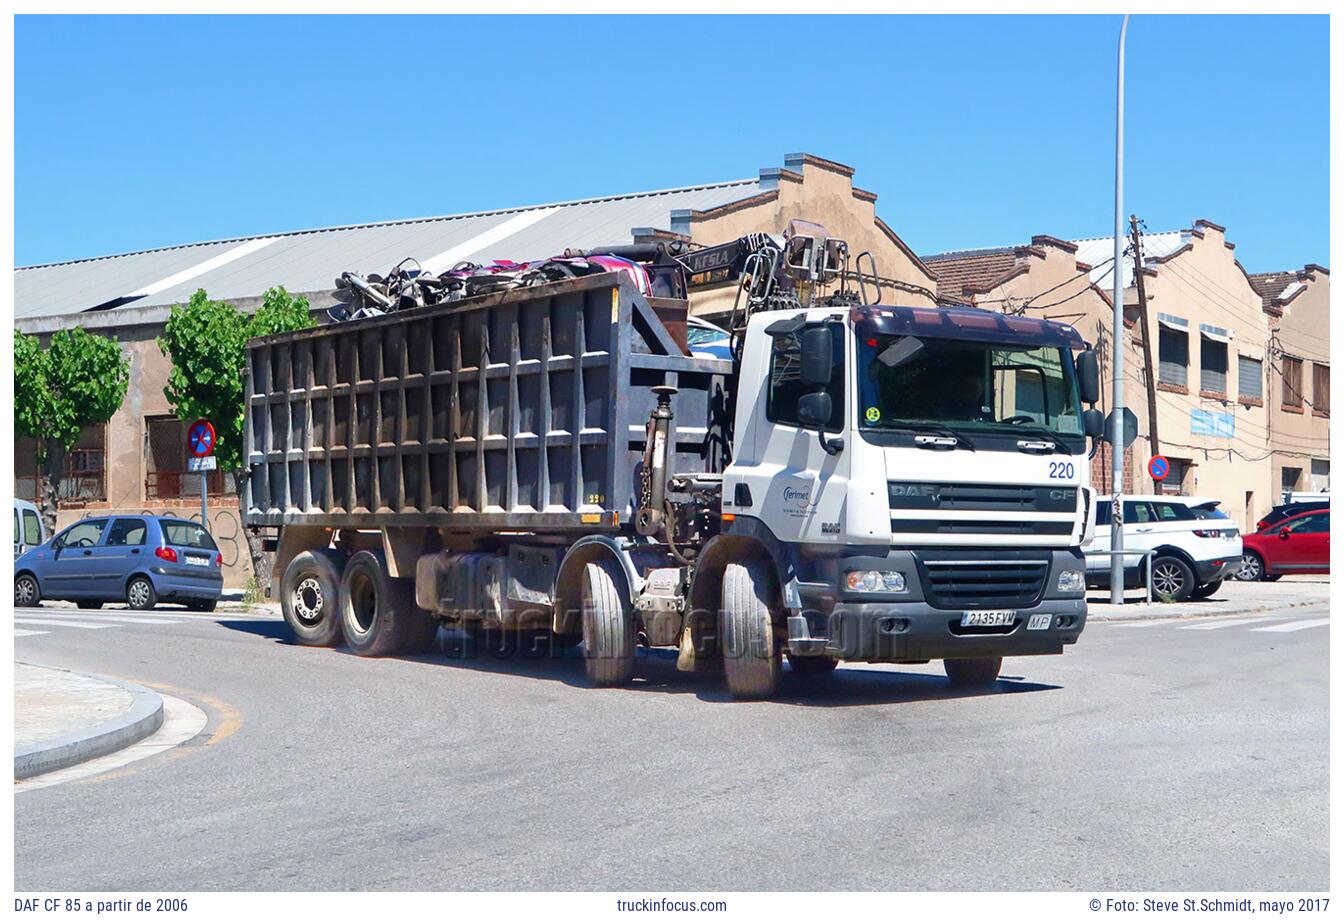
[1108,620,1169,628]
[15,693,209,793]
[1250,619,1331,633]
[14,629,48,637]
[22,613,184,625]
[1180,617,1282,630]
[14,617,116,630]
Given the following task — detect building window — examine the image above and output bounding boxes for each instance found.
[1158,326,1189,388]
[1282,355,1303,409]
[146,416,233,499]
[1281,467,1301,493]
[1310,459,1330,492]
[1237,355,1263,402]
[1199,330,1228,395]
[12,428,106,504]
[1312,363,1329,415]
[1161,457,1191,495]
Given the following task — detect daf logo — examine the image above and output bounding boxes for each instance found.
[890,484,941,499]
[1050,489,1069,501]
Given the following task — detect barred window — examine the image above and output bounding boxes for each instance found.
[1200,337,1227,394]
[1237,356,1263,401]
[1158,327,1189,388]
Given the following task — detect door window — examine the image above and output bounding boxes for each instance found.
[1151,502,1196,522]
[23,510,42,545]
[1123,502,1153,524]
[1283,512,1329,534]
[766,325,844,430]
[58,520,107,548]
[106,518,148,546]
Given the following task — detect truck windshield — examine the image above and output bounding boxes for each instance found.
[857,333,1085,444]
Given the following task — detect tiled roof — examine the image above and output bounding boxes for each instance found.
[1247,270,1307,313]
[920,247,1020,304]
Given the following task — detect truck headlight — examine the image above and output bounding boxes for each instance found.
[1057,570,1086,593]
[845,570,907,593]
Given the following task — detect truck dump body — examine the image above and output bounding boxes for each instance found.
[244,273,732,532]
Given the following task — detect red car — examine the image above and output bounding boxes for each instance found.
[1239,508,1330,581]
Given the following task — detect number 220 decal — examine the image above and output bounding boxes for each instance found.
[1048,461,1076,479]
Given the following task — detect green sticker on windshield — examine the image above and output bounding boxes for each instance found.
[865,406,881,423]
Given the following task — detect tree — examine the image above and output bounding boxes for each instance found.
[14,328,130,532]
[157,286,314,586]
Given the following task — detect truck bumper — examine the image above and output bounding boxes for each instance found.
[790,598,1087,663]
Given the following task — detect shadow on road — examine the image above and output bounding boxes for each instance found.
[219,621,1060,706]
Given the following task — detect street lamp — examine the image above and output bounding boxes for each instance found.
[1110,14,1130,605]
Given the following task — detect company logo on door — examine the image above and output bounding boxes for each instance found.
[783,486,811,504]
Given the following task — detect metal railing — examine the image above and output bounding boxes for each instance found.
[145,470,231,500]
[1083,549,1155,605]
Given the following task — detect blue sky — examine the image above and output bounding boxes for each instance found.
[15,14,1329,271]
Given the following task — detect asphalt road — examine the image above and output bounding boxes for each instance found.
[14,598,1329,892]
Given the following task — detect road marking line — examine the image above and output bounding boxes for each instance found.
[1108,620,1169,628]
[21,613,184,625]
[1180,617,1281,630]
[13,617,116,629]
[14,693,208,793]
[1250,619,1330,633]
[14,629,47,637]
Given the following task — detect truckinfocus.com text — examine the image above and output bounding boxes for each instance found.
[615,898,729,912]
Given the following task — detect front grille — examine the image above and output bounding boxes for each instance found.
[917,557,1050,610]
[888,482,1077,513]
[891,519,1075,536]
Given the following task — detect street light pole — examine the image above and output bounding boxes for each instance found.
[1110,13,1130,605]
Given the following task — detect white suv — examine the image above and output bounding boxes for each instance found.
[1085,495,1243,601]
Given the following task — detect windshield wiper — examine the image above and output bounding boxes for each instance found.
[882,421,976,451]
[1006,424,1070,453]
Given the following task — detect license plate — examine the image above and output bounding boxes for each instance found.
[185,555,209,567]
[961,610,1015,627]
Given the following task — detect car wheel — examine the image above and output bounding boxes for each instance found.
[126,576,157,611]
[1237,551,1265,582]
[1150,555,1195,602]
[14,573,41,608]
[1190,580,1223,600]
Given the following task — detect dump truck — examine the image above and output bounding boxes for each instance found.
[244,225,1104,698]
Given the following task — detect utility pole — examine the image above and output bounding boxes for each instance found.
[1109,14,1130,606]
[1129,214,1161,471]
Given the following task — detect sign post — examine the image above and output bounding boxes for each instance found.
[187,419,217,532]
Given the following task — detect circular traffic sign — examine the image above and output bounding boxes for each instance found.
[1148,454,1170,481]
[187,419,217,458]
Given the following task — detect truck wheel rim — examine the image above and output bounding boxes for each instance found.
[1153,564,1183,596]
[129,580,150,607]
[294,577,323,623]
[16,578,34,604]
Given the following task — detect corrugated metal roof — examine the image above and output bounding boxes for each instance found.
[15,179,759,320]
[1071,230,1188,289]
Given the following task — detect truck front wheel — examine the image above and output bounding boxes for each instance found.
[944,657,1002,687]
[721,559,782,699]
[339,550,414,657]
[281,550,345,647]
[581,558,636,686]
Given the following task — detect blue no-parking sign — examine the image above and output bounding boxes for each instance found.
[1147,455,1170,481]
[187,419,216,458]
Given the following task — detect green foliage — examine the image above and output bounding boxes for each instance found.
[13,328,129,462]
[157,286,313,471]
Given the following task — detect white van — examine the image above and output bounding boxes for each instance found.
[13,500,47,560]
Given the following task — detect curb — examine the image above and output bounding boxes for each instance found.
[1088,597,1329,623]
[14,665,165,780]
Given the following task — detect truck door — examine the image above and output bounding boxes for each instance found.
[749,323,851,543]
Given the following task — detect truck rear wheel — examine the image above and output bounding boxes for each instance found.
[339,550,414,657]
[281,549,345,647]
[581,558,636,686]
[721,559,782,699]
[944,657,1002,687]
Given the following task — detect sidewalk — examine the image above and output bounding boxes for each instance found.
[1087,576,1330,621]
[14,662,164,780]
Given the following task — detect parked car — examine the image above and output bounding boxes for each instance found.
[1086,495,1243,601]
[13,499,47,560]
[1238,507,1330,581]
[1256,499,1329,532]
[685,316,733,359]
[13,514,223,611]
[1167,496,1232,521]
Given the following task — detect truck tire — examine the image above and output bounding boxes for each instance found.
[581,558,636,686]
[1150,554,1196,602]
[787,654,839,679]
[721,559,782,699]
[339,550,414,657]
[401,608,441,654]
[281,550,345,647]
[944,657,1002,687]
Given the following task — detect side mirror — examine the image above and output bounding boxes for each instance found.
[797,392,833,429]
[1083,408,1105,438]
[1076,349,1100,405]
[800,327,833,387]
[1279,530,1291,540]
